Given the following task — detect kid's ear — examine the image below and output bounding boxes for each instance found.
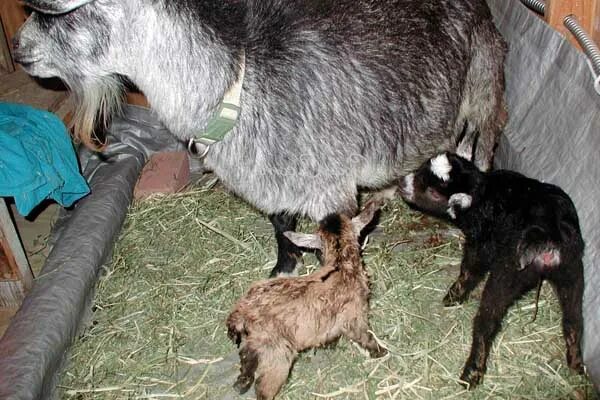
[446,193,472,219]
[352,198,383,234]
[283,231,323,250]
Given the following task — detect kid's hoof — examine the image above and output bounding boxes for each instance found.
[370,347,388,358]
[567,353,585,374]
[233,375,254,394]
[460,366,484,389]
[443,292,465,307]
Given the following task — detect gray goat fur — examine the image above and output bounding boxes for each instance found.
[15,0,506,226]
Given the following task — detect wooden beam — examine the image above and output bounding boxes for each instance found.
[0,199,33,293]
[0,281,25,308]
[546,0,600,51]
[593,0,600,45]
[126,92,150,108]
[0,19,14,73]
[0,0,27,70]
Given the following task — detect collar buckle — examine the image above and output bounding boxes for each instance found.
[187,137,213,159]
[188,50,246,159]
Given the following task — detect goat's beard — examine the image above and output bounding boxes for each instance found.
[67,75,125,150]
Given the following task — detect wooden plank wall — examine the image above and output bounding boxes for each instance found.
[0,200,33,308]
[0,20,13,74]
[545,0,600,50]
[0,0,27,72]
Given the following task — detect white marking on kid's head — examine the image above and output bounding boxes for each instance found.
[430,154,452,182]
[446,193,472,219]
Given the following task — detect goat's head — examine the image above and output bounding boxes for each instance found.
[283,199,382,259]
[398,152,483,220]
[13,0,131,147]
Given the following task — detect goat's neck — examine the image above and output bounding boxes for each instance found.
[455,201,491,239]
[330,246,364,276]
[123,4,242,140]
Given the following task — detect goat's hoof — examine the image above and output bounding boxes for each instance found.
[370,347,388,358]
[442,293,465,307]
[459,366,484,389]
[567,354,585,374]
[233,375,254,394]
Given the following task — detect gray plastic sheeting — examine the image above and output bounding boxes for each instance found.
[0,105,187,400]
[489,0,600,390]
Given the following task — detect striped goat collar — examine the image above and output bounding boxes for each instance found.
[188,50,246,158]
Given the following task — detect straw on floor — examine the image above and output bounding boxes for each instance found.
[58,185,595,399]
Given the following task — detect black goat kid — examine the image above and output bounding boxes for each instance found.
[399,152,585,388]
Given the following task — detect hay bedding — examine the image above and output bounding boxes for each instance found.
[58,185,595,399]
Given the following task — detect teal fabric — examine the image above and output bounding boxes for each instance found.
[0,102,90,216]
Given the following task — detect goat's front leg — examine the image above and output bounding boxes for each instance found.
[344,318,387,358]
[460,271,531,389]
[269,213,303,277]
[551,259,585,374]
[444,243,487,306]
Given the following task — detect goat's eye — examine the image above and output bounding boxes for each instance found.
[426,188,442,201]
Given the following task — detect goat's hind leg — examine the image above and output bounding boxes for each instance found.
[551,259,585,374]
[460,270,533,388]
[254,347,294,400]
[233,345,259,394]
[460,24,507,171]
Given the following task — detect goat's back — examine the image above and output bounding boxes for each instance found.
[468,171,585,260]
[211,0,506,218]
[228,268,369,349]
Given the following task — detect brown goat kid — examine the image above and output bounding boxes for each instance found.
[226,200,387,400]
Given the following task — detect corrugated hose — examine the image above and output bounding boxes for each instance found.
[520,0,546,15]
[518,0,600,94]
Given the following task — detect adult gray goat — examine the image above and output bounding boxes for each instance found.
[13,0,507,276]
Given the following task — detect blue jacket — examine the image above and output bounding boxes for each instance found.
[0,102,90,215]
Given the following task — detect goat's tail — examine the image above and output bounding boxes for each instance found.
[516,226,561,272]
[226,311,246,347]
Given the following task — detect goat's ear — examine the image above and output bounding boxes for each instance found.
[22,0,95,14]
[352,199,382,234]
[283,231,322,250]
[446,193,472,219]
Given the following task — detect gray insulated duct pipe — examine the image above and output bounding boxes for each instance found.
[564,14,600,76]
[520,0,546,15]
[0,106,187,400]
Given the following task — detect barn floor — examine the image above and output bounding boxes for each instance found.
[57,186,596,399]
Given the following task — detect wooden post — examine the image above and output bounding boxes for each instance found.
[593,1,600,45]
[0,20,13,74]
[546,0,600,50]
[126,92,150,108]
[0,0,27,71]
[0,199,33,308]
